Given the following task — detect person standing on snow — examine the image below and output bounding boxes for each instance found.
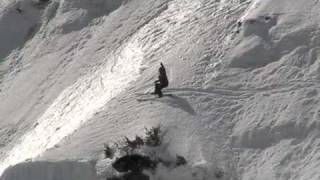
[153,62,168,98]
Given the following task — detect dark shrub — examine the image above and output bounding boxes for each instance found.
[112,154,157,173]
[104,143,114,159]
[122,136,144,153]
[145,126,161,147]
[215,170,224,179]
[176,155,187,166]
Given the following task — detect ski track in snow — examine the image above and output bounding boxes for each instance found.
[165,79,320,102]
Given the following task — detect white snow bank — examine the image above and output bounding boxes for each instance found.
[53,0,125,34]
[0,160,98,180]
[228,0,320,69]
[151,162,225,180]
[224,0,320,179]
[95,158,117,179]
[0,37,144,174]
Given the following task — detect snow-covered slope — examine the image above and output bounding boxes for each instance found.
[0,0,320,179]
[1,160,98,180]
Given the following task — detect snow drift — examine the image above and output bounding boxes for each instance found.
[1,160,98,180]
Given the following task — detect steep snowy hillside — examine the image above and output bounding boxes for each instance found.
[0,0,320,179]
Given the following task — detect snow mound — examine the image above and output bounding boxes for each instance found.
[53,0,126,34]
[229,14,278,68]
[0,34,144,174]
[0,160,98,180]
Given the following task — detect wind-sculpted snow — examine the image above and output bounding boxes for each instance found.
[0,0,206,176]
[0,0,248,179]
[221,0,320,179]
[0,37,144,174]
[1,0,320,179]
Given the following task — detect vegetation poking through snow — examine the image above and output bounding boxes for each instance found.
[214,169,224,179]
[112,154,156,173]
[101,126,188,180]
[175,155,187,166]
[33,0,51,4]
[121,136,145,153]
[103,143,115,159]
[32,0,51,9]
[144,126,161,147]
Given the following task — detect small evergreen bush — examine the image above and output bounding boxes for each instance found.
[144,126,161,147]
[103,125,187,180]
[103,143,114,159]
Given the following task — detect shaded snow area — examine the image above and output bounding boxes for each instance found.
[0,0,320,180]
[1,160,98,180]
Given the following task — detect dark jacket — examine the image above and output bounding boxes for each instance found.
[157,63,168,87]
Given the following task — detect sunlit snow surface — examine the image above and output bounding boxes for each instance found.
[1,0,320,179]
[0,0,203,175]
[0,39,144,174]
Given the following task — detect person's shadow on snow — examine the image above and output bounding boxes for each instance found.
[137,94,196,116]
[161,95,196,115]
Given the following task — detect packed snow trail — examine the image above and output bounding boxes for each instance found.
[0,39,144,174]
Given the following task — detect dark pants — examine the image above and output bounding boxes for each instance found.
[154,82,167,97]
